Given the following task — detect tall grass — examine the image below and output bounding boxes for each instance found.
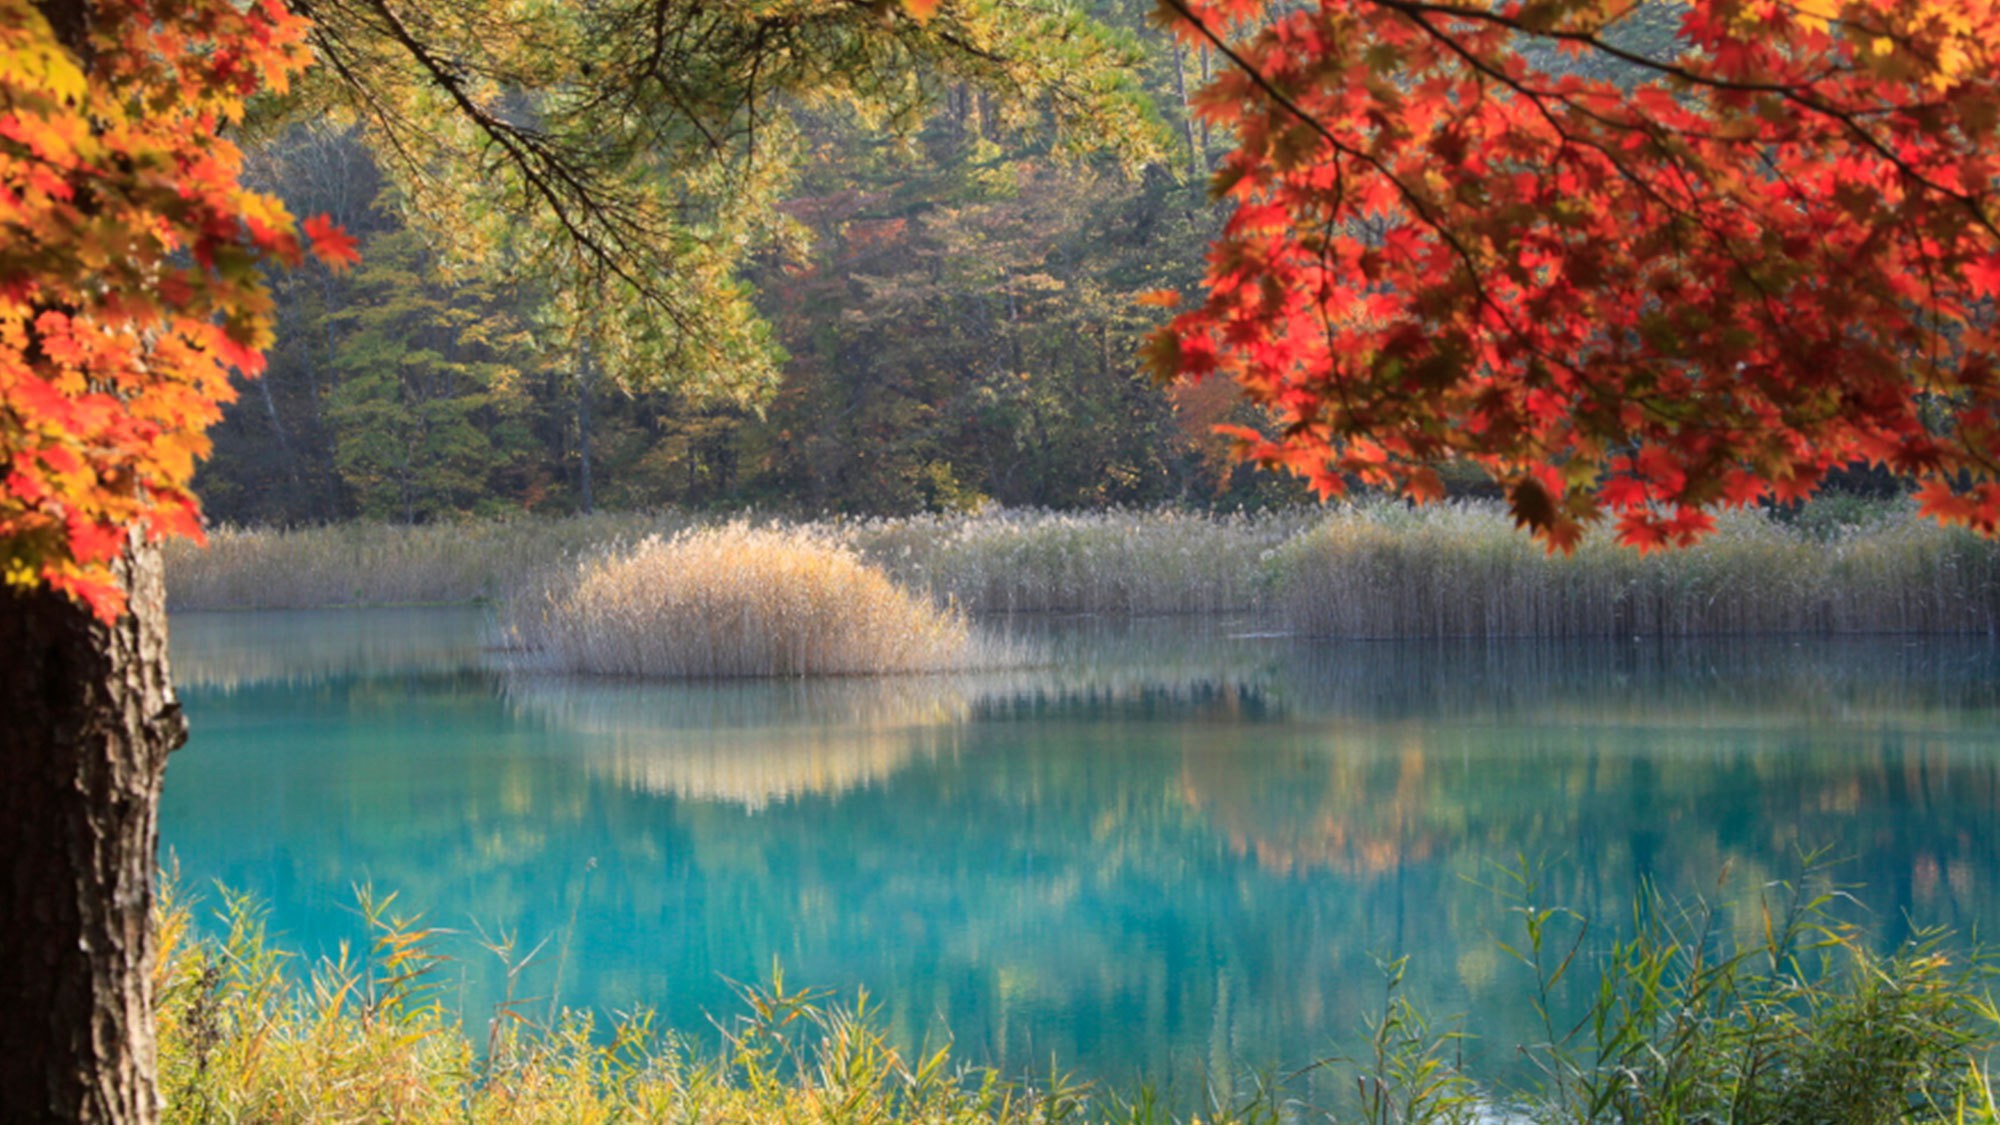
[168,500,2000,637]
[520,523,1004,678]
[1268,501,2000,638]
[166,512,695,610]
[1489,856,2000,1124]
[153,874,1998,1123]
[849,507,1313,615]
[166,507,1311,616]
[153,885,1097,1124]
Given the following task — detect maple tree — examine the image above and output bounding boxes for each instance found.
[1148,0,2000,551]
[0,0,361,1118]
[0,0,1158,1116]
[1,0,355,623]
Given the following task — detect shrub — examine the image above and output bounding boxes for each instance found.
[524,523,999,678]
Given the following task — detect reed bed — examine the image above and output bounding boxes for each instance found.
[523,523,1004,678]
[1269,501,2000,638]
[167,507,1306,616]
[849,506,1313,615]
[166,511,695,610]
[168,500,2000,638]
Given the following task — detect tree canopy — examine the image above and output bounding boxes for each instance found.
[2,0,1162,621]
[0,0,357,620]
[287,0,1161,402]
[1147,0,2000,550]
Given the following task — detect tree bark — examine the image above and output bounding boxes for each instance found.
[0,542,184,1124]
[576,344,595,515]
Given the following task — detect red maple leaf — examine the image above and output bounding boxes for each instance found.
[302,214,360,272]
[1968,253,2000,300]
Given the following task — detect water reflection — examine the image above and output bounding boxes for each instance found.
[163,612,2000,1107]
[169,606,493,692]
[499,615,1288,810]
[1270,636,2000,726]
[505,676,974,809]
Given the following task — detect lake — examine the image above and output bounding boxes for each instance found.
[161,608,2000,1108]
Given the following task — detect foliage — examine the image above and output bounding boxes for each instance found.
[749,118,1238,513]
[290,0,1163,411]
[1493,856,2000,1124]
[0,0,347,619]
[197,70,1255,523]
[1149,0,2000,552]
[322,229,546,521]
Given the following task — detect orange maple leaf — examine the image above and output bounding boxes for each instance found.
[302,214,360,272]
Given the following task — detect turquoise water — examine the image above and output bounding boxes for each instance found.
[162,609,2000,1105]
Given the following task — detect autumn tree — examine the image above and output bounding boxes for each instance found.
[1149,0,2000,550]
[1,0,1156,1119]
[0,0,352,1119]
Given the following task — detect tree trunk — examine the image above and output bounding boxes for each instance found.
[0,542,184,1124]
[1170,38,1203,185]
[576,346,595,515]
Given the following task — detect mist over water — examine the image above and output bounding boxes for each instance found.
[163,607,2000,1105]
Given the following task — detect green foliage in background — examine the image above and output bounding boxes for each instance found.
[192,0,1307,525]
[323,230,546,522]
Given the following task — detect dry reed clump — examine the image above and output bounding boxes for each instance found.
[1270,500,2000,638]
[532,523,998,678]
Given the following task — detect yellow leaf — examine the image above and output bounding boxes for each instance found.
[1788,0,1841,32]
[0,0,88,104]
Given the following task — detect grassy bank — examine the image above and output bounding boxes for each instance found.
[167,500,2000,637]
[155,874,1998,1123]
[155,886,1088,1124]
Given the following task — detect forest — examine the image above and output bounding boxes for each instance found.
[195,4,1287,526]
